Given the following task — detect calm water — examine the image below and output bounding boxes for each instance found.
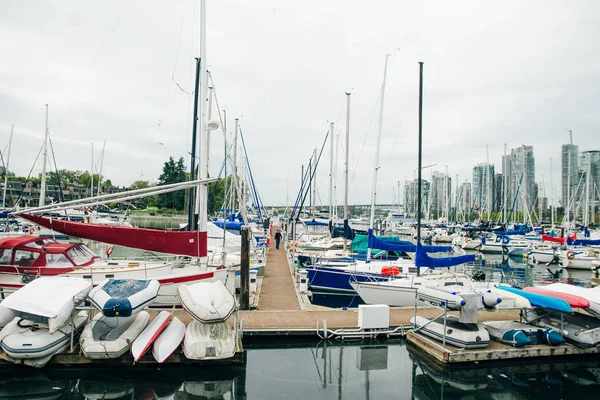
[3,339,600,399]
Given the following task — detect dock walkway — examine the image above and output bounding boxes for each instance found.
[255,229,300,311]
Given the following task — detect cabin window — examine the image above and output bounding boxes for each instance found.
[0,249,12,264]
[444,282,464,287]
[14,250,39,266]
[46,253,72,267]
[67,246,96,266]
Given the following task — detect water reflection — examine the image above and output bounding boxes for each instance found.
[0,366,246,400]
[3,341,600,399]
[408,344,600,400]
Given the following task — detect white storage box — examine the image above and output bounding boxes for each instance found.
[357,304,389,330]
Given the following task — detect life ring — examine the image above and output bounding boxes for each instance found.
[106,246,113,257]
[495,236,502,243]
[28,226,35,235]
[566,251,575,260]
[502,236,511,245]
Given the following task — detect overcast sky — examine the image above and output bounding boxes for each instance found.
[1,1,599,207]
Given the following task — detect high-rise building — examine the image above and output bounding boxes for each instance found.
[561,143,579,211]
[457,182,472,221]
[494,173,503,213]
[472,163,495,215]
[404,179,430,218]
[505,145,535,217]
[429,171,452,220]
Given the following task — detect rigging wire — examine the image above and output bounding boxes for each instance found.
[171,0,192,94]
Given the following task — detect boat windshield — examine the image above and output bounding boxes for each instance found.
[67,245,97,266]
[46,252,75,267]
[0,249,12,264]
[14,250,39,266]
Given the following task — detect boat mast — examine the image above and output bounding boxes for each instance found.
[40,105,49,207]
[329,122,334,221]
[366,54,389,262]
[96,139,106,196]
[550,157,555,229]
[90,143,94,199]
[196,0,209,234]
[188,57,201,231]
[417,62,424,276]
[585,156,591,227]
[313,147,317,217]
[2,125,13,208]
[503,143,507,225]
[343,92,350,251]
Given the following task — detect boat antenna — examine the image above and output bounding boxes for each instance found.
[417,62,424,276]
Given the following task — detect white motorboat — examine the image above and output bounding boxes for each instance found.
[482,320,564,347]
[351,269,497,307]
[182,320,236,360]
[0,310,89,367]
[560,247,600,270]
[79,311,150,359]
[88,279,160,317]
[0,276,92,334]
[177,281,235,324]
[411,315,490,349]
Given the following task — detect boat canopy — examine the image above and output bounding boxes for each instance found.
[415,243,476,268]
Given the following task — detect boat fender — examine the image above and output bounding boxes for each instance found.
[106,246,113,257]
[481,237,486,245]
[464,237,468,243]
[502,236,511,245]
[566,251,575,260]
[544,328,565,346]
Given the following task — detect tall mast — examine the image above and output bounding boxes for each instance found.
[503,143,507,225]
[40,105,49,207]
[90,143,94,199]
[366,54,389,262]
[2,125,13,208]
[343,92,351,251]
[96,140,106,195]
[194,0,209,233]
[550,157,555,228]
[585,156,591,227]
[417,61,424,276]
[312,147,317,217]
[329,122,334,220]
[233,118,239,213]
[188,57,201,230]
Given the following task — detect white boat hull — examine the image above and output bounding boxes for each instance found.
[153,316,185,363]
[411,315,490,349]
[183,320,236,360]
[131,310,172,361]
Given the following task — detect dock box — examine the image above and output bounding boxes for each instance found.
[358,304,390,330]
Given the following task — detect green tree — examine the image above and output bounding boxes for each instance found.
[207,176,231,216]
[157,156,187,210]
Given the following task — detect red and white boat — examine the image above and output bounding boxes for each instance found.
[0,235,230,306]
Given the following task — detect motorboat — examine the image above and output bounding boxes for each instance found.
[523,309,600,348]
[0,276,92,333]
[482,320,564,347]
[560,247,600,270]
[0,310,89,367]
[177,281,235,324]
[79,311,150,359]
[411,315,490,349]
[88,279,160,317]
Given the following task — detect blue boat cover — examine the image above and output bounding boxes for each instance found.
[567,237,600,246]
[367,229,452,254]
[415,243,476,268]
[103,279,150,298]
[305,219,329,226]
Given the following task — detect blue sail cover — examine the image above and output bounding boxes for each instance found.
[305,219,329,226]
[367,229,452,253]
[415,243,476,268]
[213,220,244,231]
[567,237,600,246]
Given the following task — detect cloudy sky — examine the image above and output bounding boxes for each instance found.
[1,1,599,208]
